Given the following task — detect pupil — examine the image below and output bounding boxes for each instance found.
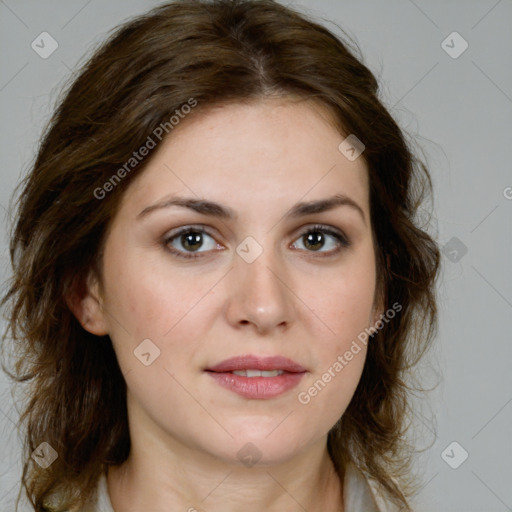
[183,232,202,251]
[305,232,323,251]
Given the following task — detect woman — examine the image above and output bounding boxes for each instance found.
[1,1,440,510]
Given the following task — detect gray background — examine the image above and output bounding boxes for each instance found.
[1,0,511,510]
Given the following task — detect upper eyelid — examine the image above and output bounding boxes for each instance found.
[164,224,221,242]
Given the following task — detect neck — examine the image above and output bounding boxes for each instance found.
[107,424,343,512]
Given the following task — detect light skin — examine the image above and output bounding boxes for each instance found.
[69,97,384,511]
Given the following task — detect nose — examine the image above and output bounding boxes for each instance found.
[224,247,294,335]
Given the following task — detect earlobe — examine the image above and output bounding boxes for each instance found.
[65,270,109,336]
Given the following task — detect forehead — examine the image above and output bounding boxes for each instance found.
[118,97,370,217]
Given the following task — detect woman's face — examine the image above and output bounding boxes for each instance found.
[82,97,382,466]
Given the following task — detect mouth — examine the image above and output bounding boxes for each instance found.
[229,369,285,377]
[205,355,307,399]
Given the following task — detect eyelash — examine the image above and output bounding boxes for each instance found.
[162,224,350,260]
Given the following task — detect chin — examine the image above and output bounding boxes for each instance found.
[214,430,311,468]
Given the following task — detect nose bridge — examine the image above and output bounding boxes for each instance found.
[226,235,293,331]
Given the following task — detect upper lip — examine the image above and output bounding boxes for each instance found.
[206,355,306,373]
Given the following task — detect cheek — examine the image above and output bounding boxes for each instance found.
[293,255,375,419]
[101,254,232,396]
[305,257,377,350]
[103,250,209,336]
[296,347,367,438]
[296,282,371,427]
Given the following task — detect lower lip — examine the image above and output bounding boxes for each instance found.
[206,371,306,399]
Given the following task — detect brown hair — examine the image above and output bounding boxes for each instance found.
[1,1,440,510]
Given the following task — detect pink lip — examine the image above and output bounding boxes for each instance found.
[206,355,306,373]
[205,355,307,400]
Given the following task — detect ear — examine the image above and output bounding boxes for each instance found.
[65,269,109,336]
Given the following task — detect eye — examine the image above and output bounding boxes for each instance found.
[163,226,221,259]
[290,224,350,256]
[163,224,350,260]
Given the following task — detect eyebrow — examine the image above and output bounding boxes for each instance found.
[137,193,366,225]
